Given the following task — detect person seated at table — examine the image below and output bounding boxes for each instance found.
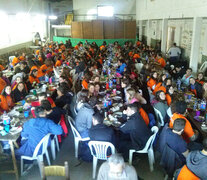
[12,82,28,103]
[202,82,207,100]
[92,75,100,83]
[153,74,167,95]
[175,138,207,180]
[116,59,127,75]
[15,106,63,157]
[169,101,198,142]
[55,56,62,67]
[82,73,90,90]
[126,88,147,105]
[38,59,53,79]
[188,77,203,99]
[153,90,169,122]
[75,96,97,138]
[171,64,186,81]
[121,78,131,103]
[41,100,65,124]
[11,55,20,67]
[89,112,115,144]
[11,76,23,91]
[147,71,158,91]
[119,103,152,159]
[29,69,40,86]
[166,85,175,106]
[181,68,193,86]
[11,67,25,85]
[54,85,70,109]
[0,72,7,94]
[0,85,14,113]
[158,119,189,165]
[196,72,205,86]
[94,83,101,96]
[19,61,30,75]
[76,89,89,112]
[156,53,166,68]
[88,83,95,98]
[97,154,138,180]
[31,92,56,108]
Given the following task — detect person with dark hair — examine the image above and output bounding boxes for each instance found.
[196,72,205,85]
[169,101,198,142]
[20,61,30,74]
[15,106,63,157]
[188,77,203,99]
[153,90,169,122]
[0,85,14,112]
[157,53,166,68]
[175,138,207,180]
[147,71,158,91]
[29,69,40,85]
[116,59,127,75]
[158,118,189,165]
[54,86,70,108]
[89,112,115,143]
[181,68,193,86]
[12,82,28,103]
[171,65,186,81]
[119,103,152,158]
[41,100,65,124]
[75,96,96,138]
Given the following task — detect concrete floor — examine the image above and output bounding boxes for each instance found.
[0,127,165,180]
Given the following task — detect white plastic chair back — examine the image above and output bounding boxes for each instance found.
[199,61,207,73]
[167,107,173,118]
[9,56,15,63]
[68,116,82,139]
[153,107,164,128]
[88,141,115,160]
[32,134,51,158]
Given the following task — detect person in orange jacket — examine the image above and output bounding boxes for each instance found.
[175,138,207,180]
[147,71,158,91]
[0,86,14,113]
[169,101,198,142]
[157,53,166,68]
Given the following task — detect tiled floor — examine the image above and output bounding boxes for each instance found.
[0,128,165,180]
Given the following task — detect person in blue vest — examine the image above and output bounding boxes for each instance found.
[15,106,63,157]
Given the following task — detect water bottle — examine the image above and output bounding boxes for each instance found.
[45,75,49,83]
[109,80,113,88]
[200,99,206,111]
[193,101,197,111]
[108,69,111,75]
[2,111,10,125]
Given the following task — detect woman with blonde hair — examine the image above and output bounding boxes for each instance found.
[126,88,147,105]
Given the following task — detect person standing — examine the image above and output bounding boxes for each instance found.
[168,43,181,65]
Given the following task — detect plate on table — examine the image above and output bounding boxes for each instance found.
[113,111,123,117]
[116,91,121,95]
[25,95,37,101]
[194,116,204,122]
[112,96,122,101]
[112,121,122,127]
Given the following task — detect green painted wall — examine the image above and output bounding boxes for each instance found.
[53,36,136,46]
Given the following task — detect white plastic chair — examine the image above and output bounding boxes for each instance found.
[88,141,115,179]
[199,61,207,73]
[68,116,90,158]
[167,107,173,118]
[21,134,51,176]
[51,135,60,160]
[129,126,159,172]
[153,107,164,128]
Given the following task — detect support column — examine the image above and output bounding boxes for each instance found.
[190,17,202,73]
[146,20,151,46]
[139,20,143,41]
[161,18,168,53]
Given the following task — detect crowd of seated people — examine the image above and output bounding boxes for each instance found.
[0,39,207,179]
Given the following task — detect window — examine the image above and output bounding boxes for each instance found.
[97,6,114,17]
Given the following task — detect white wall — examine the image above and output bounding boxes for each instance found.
[73,0,136,21]
[0,0,47,49]
[136,0,207,20]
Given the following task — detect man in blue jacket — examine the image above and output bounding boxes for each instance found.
[116,59,127,75]
[16,106,63,157]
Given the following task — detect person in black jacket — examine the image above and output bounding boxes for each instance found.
[12,82,27,103]
[119,103,152,159]
[189,77,203,99]
[89,112,115,144]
